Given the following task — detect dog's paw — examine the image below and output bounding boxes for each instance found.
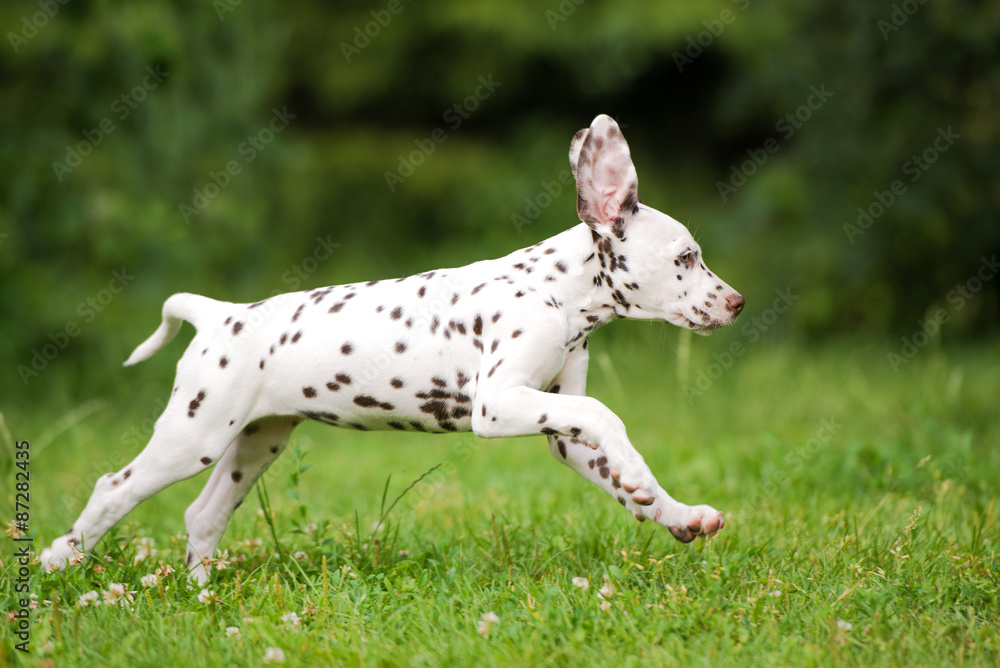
[664,504,725,543]
[39,539,80,573]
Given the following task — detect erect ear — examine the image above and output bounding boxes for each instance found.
[569,114,639,238]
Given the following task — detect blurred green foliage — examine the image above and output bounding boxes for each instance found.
[1,0,998,405]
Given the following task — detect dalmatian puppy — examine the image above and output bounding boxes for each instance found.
[41,114,744,583]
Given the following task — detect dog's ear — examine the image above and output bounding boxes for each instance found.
[570,115,639,238]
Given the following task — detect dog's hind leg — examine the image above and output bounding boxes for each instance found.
[183,417,297,583]
[40,385,246,573]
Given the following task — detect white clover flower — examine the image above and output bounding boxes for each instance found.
[281,612,301,626]
[103,583,127,606]
[79,591,99,606]
[477,611,500,635]
[134,537,156,563]
[263,647,286,663]
[293,551,307,562]
[141,574,159,588]
[213,549,232,571]
[197,589,218,604]
[226,626,241,637]
[6,521,24,539]
[571,577,589,589]
[837,619,853,631]
[769,590,782,598]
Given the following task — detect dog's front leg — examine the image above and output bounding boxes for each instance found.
[473,339,723,541]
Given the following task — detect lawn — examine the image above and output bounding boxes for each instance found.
[4,325,999,666]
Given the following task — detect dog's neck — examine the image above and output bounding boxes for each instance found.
[494,223,638,347]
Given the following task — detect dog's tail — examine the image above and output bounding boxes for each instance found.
[124,293,223,367]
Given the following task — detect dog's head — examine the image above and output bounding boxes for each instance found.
[570,114,744,333]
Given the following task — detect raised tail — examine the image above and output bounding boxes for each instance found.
[124,293,224,366]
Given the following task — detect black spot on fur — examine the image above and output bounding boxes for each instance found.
[329,302,344,313]
[419,400,450,422]
[473,315,483,336]
[431,377,447,388]
[341,343,353,355]
[232,471,243,483]
[541,427,557,435]
[512,329,523,338]
[270,445,279,454]
[303,387,317,398]
[390,306,403,320]
[327,382,340,391]
[280,333,288,345]
[557,440,567,459]
[492,311,502,323]
[335,373,352,385]
[244,423,260,436]
[233,321,244,335]
[292,331,302,343]
[354,395,381,408]
[219,357,228,368]
[188,390,206,418]
[395,341,407,353]
[300,410,340,425]
[390,378,404,389]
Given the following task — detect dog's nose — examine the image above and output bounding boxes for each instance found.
[726,293,745,314]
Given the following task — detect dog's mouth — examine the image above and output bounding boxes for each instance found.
[669,311,727,335]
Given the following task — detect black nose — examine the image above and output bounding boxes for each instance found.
[726,293,745,314]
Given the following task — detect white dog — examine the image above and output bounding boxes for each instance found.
[42,115,744,583]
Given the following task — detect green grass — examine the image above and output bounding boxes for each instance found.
[3,326,999,667]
